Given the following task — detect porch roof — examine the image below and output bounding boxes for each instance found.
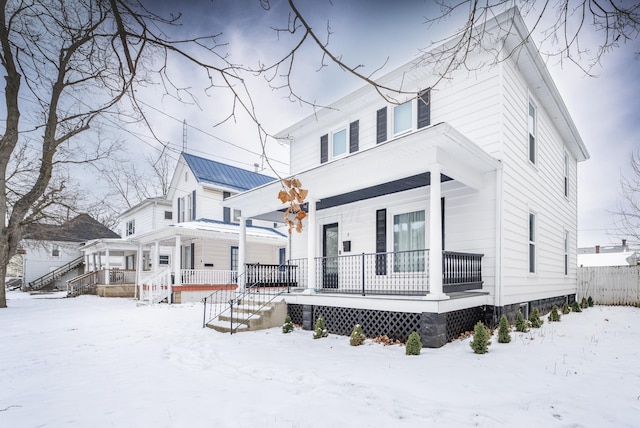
[226,122,501,220]
[132,219,287,246]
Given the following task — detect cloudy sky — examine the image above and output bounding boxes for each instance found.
[10,0,635,247]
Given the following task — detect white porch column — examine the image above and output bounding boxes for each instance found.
[174,235,182,290]
[305,198,317,293]
[92,254,97,272]
[135,244,143,299]
[105,249,111,285]
[154,241,160,273]
[426,164,449,300]
[238,217,247,291]
[84,254,90,274]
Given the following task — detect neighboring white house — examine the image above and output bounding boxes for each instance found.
[578,240,639,267]
[78,152,288,303]
[225,7,589,347]
[21,214,120,291]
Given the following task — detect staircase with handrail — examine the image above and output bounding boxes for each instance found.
[29,256,84,291]
[202,264,289,334]
[137,268,172,305]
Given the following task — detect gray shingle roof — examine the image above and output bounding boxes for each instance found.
[22,214,120,242]
[182,152,276,191]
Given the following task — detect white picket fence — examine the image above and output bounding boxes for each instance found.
[577,265,640,305]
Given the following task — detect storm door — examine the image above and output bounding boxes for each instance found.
[322,223,339,289]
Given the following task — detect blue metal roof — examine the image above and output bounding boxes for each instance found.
[182,152,276,191]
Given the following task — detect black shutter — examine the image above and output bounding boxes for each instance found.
[191,190,196,220]
[190,243,195,269]
[417,88,431,129]
[441,197,445,250]
[177,198,181,223]
[222,192,230,223]
[320,134,328,163]
[375,209,387,275]
[349,120,359,153]
[376,107,387,144]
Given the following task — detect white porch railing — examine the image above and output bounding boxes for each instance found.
[138,268,172,305]
[179,269,237,285]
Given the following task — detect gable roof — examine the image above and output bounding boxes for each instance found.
[23,214,120,242]
[182,152,276,191]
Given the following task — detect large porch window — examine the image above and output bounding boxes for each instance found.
[393,210,425,272]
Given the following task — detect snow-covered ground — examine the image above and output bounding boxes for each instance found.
[1,291,639,427]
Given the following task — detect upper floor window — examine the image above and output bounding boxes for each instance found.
[51,244,60,257]
[377,88,431,144]
[126,220,135,236]
[528,100,537,164]
[564,153,569,197]
[164,210,172,220]
[529,212,536,274]
[159,255,170,265]
[393,102,412,135]
[332,128,347,158]
[177,191,196,222]
[320,120,359,163]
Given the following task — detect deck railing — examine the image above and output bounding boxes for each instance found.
[67,271,100,297]
[305,250,482,296]
[180,269,237,285]
[314,250,430,296]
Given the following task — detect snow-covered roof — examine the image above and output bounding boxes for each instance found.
[578,251,639,267]
[170,218,286,239]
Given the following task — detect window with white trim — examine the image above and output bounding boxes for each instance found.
[393,210,425,272]
[528,100,537,164]
[51,244,60,257]
[126,219,135,236]
[393,101,412,135]
[529,212,536,273]
[332,128,347,158]
[159,255,170,265]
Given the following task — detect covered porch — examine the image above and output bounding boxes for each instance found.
[226,122,501,303]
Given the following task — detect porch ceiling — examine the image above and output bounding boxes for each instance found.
[227,122,501,219]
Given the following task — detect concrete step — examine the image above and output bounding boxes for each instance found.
[206,318,249,333]
[208,299,288,334]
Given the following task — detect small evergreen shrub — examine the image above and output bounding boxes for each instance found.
[587,296,594,307]
[580,297,588,309]
[561,302,570,315]
[405,331,422,355]
[515,310,529,332]
[313,315,328,339]
[282,315,294,334]
[470,321,491,354]
[571,301,582,313]
[349,324,366,346]
[548,305,561,322]
[530,307,543,328]
[497,315,511,343]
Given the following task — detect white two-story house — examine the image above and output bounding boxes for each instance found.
[226,8,589,347]
[80,152,288,303]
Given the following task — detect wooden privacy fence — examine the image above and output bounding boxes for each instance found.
[577,265,640,306]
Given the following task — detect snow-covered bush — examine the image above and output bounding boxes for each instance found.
[580,297,589,309]
[470,321,491,354]
[548,305,561,322]
[282,315,294,334]
[515,310,529,332]
[349,324,366,346]
[497,315,511,343]
[530,307,543,328]
[587,296,594,307]
[561,302,570,315]
[405,331,422,355]
[313,315,328,339]
[572,301,582,313]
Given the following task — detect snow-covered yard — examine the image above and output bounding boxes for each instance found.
[1,291,638,427]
